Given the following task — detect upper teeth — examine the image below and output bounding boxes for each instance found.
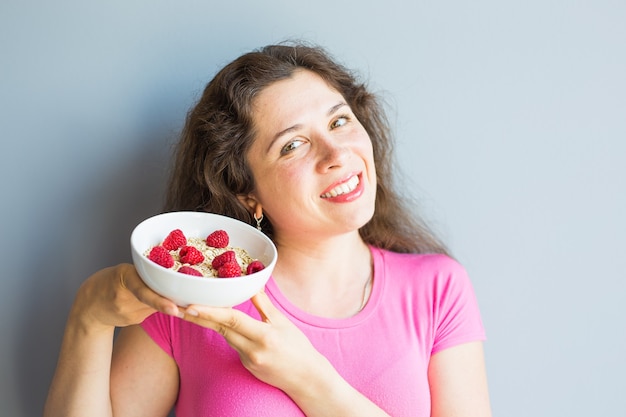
[321,175,360,198]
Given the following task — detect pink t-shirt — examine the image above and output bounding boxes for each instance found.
[141,248,486,416]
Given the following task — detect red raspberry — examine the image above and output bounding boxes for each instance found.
[179,245,204,265]
[178,266,203,276]
[246,260,265,275]
[206,229,229,248]
[162,229,186,251]
[217,261,241,278]
[148,246,174,268]
[211,250,236,269]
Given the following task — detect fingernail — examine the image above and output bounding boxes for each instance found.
[166,307,183,318]
[186,308,199,317]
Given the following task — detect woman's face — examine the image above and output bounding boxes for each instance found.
[244,69,377,243]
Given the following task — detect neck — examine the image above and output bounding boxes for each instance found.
[270,231,373,317]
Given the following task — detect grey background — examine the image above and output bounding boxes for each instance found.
[2,1,624,416]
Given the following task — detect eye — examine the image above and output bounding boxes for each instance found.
[330,115,350,129]
[280,139,305,155]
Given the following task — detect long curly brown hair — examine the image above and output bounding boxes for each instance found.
[164,42,448,255]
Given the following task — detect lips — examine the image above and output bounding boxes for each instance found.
[321,174,360,198]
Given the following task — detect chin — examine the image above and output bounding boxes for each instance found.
[351,205,376,230]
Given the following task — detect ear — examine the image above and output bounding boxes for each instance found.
[237,194,262,216]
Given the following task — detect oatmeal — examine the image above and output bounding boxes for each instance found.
[145,228,263,278]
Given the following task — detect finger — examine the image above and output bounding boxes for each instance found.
[187,310,255,351]
[138,288,182,318]
[182,305,266,340]
[120,265,181,317]
[250,290,282,324]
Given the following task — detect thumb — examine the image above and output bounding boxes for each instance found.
[250,290,280,323]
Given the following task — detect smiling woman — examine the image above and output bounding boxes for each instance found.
[44,42,492,417]
[243,69,377,241]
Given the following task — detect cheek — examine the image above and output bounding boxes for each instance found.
[360,136,377,186]
[255,165,306,202]
[353,123,373,150]
[357,131,376,165]
[255,168,309,229]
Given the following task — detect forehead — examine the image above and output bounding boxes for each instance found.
[252,69,345,125]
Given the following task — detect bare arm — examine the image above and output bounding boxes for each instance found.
[111,325,179,416]
[44,264,181,417]
[428,342,492,417]
[43,312,116,417]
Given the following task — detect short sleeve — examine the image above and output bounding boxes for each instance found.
[430,258,486,354]
[140,312,175,357]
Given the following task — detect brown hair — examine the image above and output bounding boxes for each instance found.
[164,42,448,255]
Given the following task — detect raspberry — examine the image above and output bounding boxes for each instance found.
[206,229,229,248]
[148,246,174,268]
[246,260,265,275]
[211,250,236,269]
[179,245,204,265]
[163,229,186,251]
[217,261,241,278]
[178,266,203,276]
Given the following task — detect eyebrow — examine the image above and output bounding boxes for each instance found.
[267,101,348,151]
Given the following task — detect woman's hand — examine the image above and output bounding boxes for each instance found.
[179,292,391,416]
[179,291,323,391]
[73,263,181,331]
[44,264,181,417]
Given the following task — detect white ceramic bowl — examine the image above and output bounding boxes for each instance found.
[130,211,277,307]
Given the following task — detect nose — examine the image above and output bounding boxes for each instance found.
[315,133,350,172]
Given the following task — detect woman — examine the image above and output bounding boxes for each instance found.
[45,43,491,416]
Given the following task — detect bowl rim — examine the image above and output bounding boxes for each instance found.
[130,211,277,282]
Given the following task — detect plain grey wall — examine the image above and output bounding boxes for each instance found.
[2,1,624,416]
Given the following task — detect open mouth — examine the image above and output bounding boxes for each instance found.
[321,175,360,198]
